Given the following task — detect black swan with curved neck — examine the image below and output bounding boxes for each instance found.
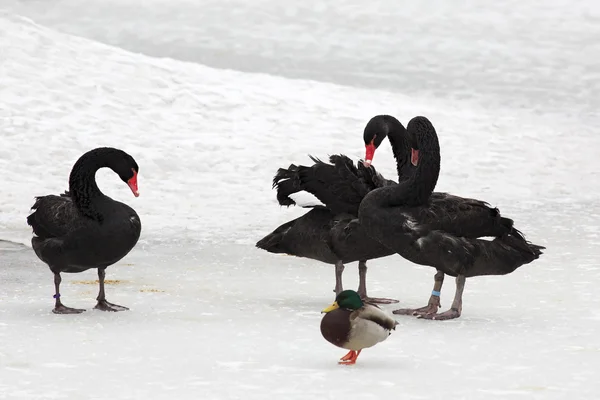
[358,116,545,320]
[256,116,411,304]
[27,147,142,314]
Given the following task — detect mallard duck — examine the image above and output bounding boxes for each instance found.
[320,290,397,364]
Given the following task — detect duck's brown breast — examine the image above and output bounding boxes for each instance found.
[320,308,352,349]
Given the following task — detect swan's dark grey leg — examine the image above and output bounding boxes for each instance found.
[393,270,444,316]
[94,268,129,312]
[421,274,465,320]
[334,261,345,295]
[357,260,399,304]
[52,271,85,314]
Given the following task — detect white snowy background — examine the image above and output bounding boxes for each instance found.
[1,1,599,399]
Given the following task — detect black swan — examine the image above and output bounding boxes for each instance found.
[256,115,410,304]
[27,147,142,314]
[256,155,398,304]
[356,116,545,320]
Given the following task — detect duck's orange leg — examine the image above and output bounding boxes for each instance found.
[339,350,362,365]
[339,350,355,362]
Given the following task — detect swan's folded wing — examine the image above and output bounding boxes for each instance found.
[27,194,84,239]
[417,192,512,239]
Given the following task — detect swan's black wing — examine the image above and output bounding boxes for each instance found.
[396,193,544,277]
[27,194,86,240]
[417,193,516,239]
[273,154,394,216]
[404,223,544,278]
[255,206,339,264]
[356,160,397,188]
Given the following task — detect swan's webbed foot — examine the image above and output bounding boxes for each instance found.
[359,294,399,305]
[51,274,84,314]
[393,297,440,316]
[394,282,443,317]
[418,275,464,320]
[94,268,128,312]
[393,303,439,316]
[356,261,398,304]
[53,304,86,314]
[95,300,129,312]
[418,307,461,320]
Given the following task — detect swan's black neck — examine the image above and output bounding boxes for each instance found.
[399,144,440,206]
[370,118,441,208]
[68,148,119,221]
[384,117,412,181]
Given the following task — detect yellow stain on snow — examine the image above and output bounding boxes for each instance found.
[139,288,165,293]
[71,279,128,285]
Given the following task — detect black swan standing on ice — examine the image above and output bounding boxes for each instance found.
[256,116,410,304]
[355,116,545,320]
[27,147,142,314]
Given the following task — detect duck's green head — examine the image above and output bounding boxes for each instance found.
[321,290,364,313]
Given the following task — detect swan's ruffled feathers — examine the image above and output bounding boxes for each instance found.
[27,193,86,240]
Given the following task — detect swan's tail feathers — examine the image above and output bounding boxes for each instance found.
[467,232,545,277]
[26,201,39,227]
[272,156,332,209]
[499,215,514,230]
[495,214,545,257]
[502,232,545,259]
[272,165,302,207]
[255,219,296,254]
[497,215,533,242]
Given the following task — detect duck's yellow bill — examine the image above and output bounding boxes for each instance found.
[321,301,340,313]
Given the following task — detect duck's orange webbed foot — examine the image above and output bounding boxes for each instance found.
[338,350,361,365]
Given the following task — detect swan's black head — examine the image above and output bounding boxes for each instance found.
[406,116,438,167]
[363,115,402,166]
[91,147,140,197]
[113,151,140,197]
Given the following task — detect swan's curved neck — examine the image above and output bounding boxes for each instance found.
[400,147,440,206]
[68,149,112,220]
[369,128,440,208]
[386,122,412,181]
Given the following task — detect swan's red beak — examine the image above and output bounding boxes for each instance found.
[364,142,376,167]
[127,170,140,197]
[411,149,419,166]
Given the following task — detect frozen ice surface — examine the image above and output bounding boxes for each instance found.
[0,4,599,400]
[2,220,600,400]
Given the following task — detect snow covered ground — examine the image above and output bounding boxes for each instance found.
[4,0,600,122]
[1,2,599,399]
